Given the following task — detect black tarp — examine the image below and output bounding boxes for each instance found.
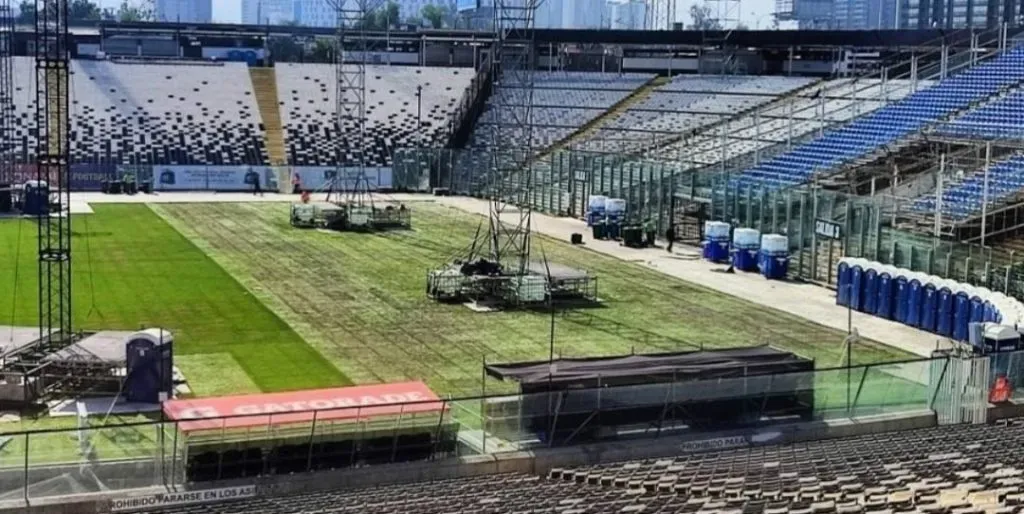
[485,346,813,388]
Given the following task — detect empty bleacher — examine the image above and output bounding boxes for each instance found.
[153,418,1024,514]
[912,153,1024,221]
[577,75,816,154]
[469,71,654,151]
[736,45,1024,190]
[275,63,473,167]
[661,78,926,170]
[941,87,1024,140]
[9,58,269,165]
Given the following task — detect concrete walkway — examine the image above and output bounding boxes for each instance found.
[68,191,952,358]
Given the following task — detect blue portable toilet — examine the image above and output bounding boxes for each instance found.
[850,262,866,311]
[954,290,973,341]
[732,228,761,272]
[124,329,174,404]
[703,221,731,262]
[907,274,924,328]
[758,234,790,280]
[894,271,911,324]
[876,270,895,320]
[970,288,989,324]
[921,280,939,332]
[937,282,956,337]
[836,259,852,306]
[863,267,880,314]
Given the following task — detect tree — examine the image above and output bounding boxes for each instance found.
[687,3,722,30]
[69,0,101,21]
[421,3,445,28]
[16,0,35,24]
[115,0,153,22]
[374,1,400,29]
[309,38,336,63]
[405,16,423,27]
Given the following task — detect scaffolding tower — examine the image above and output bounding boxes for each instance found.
[0,0,14,185]
[35,0,72,346]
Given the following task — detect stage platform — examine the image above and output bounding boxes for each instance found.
[0,326,55,358]
[42,331,136,365]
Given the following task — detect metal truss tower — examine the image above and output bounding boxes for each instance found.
[704,0,741,28]
[327,0,381,207]
[0,0,14,185]
[35,0,72,344]
[485,0,539,276]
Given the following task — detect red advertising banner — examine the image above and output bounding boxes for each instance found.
[163,381,444,432]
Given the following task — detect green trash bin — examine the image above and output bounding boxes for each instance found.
[592,222,606,240]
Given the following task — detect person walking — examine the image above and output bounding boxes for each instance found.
[665,225,675,253]
[252,175,263,197]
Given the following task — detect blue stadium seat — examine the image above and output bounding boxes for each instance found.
[734,45,1024,189]
[912,154,1024,221]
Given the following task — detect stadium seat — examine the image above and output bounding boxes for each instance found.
[275,63,474,167]
[911,153,1024,221]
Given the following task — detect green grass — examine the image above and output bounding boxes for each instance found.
[153,201,914,397]
[0,204,347,395]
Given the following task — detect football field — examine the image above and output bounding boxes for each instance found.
[1,201,914,400]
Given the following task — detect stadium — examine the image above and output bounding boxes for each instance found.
[4,0,1024,512]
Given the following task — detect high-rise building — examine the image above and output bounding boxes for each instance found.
[154,0,212,22]
[293,0,454,27]
[899,0,1017,28]
[604,0,646,29]
[833,0,898,28]
[241,0,295,25]
[774,0,834,28]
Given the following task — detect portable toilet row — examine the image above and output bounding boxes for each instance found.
[758,234,790,280]
[836,258,1024,342]
[702,221,731,262]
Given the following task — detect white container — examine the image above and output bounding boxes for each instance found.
[606,198,626,215]
[732,228,761,249]
[588,195,607,212]
[760,234,788,254]
[705,221,731,240]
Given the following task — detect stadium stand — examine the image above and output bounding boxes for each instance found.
[660,78,926,169]
[9,58,269,165]
[941,87,1024,140]
[735,45,1024,189]
[275,63,474,166]
[912,153,1024,221]
[150,417,1024,514]
[469,71,654,151]
[578,75,816,153]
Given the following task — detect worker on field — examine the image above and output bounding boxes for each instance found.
[252,174,263,197]
[292,172,302,195]
[300,190,311,203]
[665,225,675,253]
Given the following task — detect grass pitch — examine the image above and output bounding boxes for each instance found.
[0,204,347,395]
[154,201,913,397]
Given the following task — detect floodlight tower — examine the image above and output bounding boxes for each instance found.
[484,0,539,276]
[35,0,72,345]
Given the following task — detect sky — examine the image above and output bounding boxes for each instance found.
[131,0,775,27]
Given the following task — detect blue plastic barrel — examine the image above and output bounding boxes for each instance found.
[937,287,955,337]
[953,292,971,341]
[863,269,879,315]
[876,273,894,320]
[984,301,997,322]
[894,275,910,324]
[837,261,851,306]
[921,283,938,333]
[850,265,865,311]
[760,252,789,280]
[907,278,923,327]
[733,249,758,272]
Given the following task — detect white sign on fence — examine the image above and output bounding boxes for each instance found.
[110,485,256,512]
[149,165,392,191]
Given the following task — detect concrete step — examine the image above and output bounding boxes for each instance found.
[249,67,287,170]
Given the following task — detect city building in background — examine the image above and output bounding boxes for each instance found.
[774,0,834,28]
[604,0,647,29]
[241,0,294,24]
[898,0,1018,28]
[155,0,212,23]
[833,0,897,29]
